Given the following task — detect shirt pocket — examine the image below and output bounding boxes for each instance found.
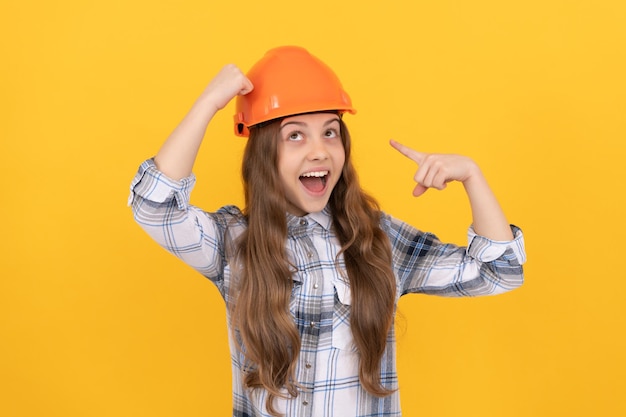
[332,279,356,351]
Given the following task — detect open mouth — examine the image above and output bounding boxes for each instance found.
[299,171,328,193]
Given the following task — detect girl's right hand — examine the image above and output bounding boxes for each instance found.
[153,64,253,180]
[201,64,254,112]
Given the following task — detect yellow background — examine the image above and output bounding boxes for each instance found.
[2,0,625,416]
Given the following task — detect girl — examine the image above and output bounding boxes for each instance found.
[129,46,525,417]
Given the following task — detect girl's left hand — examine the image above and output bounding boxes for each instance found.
[389,139,480,197]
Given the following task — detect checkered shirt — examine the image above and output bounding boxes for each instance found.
[129,159,526,416]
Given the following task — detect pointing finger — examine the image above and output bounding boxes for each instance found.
[413,183,429,197]
[389,139,425,164]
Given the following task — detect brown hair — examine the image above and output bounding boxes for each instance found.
[231,117,396,416]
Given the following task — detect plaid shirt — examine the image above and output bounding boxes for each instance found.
[129,159,525,417]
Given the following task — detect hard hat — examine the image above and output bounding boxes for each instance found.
[234,46,356,137]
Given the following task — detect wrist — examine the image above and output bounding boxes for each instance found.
[461,160,484,187]
[190,93,221,123]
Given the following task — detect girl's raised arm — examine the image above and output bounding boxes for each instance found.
[390,139,514,241]
[154,64,253,180]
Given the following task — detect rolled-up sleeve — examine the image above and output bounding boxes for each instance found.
[128,159,228,291]
[381,213,525,298]
[128,159,195,210]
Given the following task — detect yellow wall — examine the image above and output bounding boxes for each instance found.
[2,0,625,416]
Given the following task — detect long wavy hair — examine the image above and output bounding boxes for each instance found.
[231,116,397,416]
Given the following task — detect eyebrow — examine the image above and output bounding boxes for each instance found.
[280,117,341,130]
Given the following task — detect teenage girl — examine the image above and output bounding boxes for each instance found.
[129,46,525,417]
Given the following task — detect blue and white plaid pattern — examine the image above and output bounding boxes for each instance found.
[129,159,525,417]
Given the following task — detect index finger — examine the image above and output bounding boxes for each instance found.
[389,139,425,164]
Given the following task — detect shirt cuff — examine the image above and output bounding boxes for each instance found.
[127,158,196,211]
[466,225,526,263]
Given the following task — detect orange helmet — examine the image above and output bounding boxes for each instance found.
[234,46,356,137]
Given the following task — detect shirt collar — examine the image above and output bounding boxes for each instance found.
[286,206,333,231]
[308,207,333,230]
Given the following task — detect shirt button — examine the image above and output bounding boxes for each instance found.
[305,362,312,369]
[310,321,315,328]
[313,283,319,289]
[300,219,308,226]
[307,252,313,259]
[303,400,309,406]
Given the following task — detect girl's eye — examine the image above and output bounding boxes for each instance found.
[287,131,304,141]
[324,129,338,138]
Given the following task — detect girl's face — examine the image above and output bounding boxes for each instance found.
[277,112,346,216]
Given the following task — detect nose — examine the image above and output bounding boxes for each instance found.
[306,136,329,161]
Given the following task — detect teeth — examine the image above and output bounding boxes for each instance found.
[301,171,328,178]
